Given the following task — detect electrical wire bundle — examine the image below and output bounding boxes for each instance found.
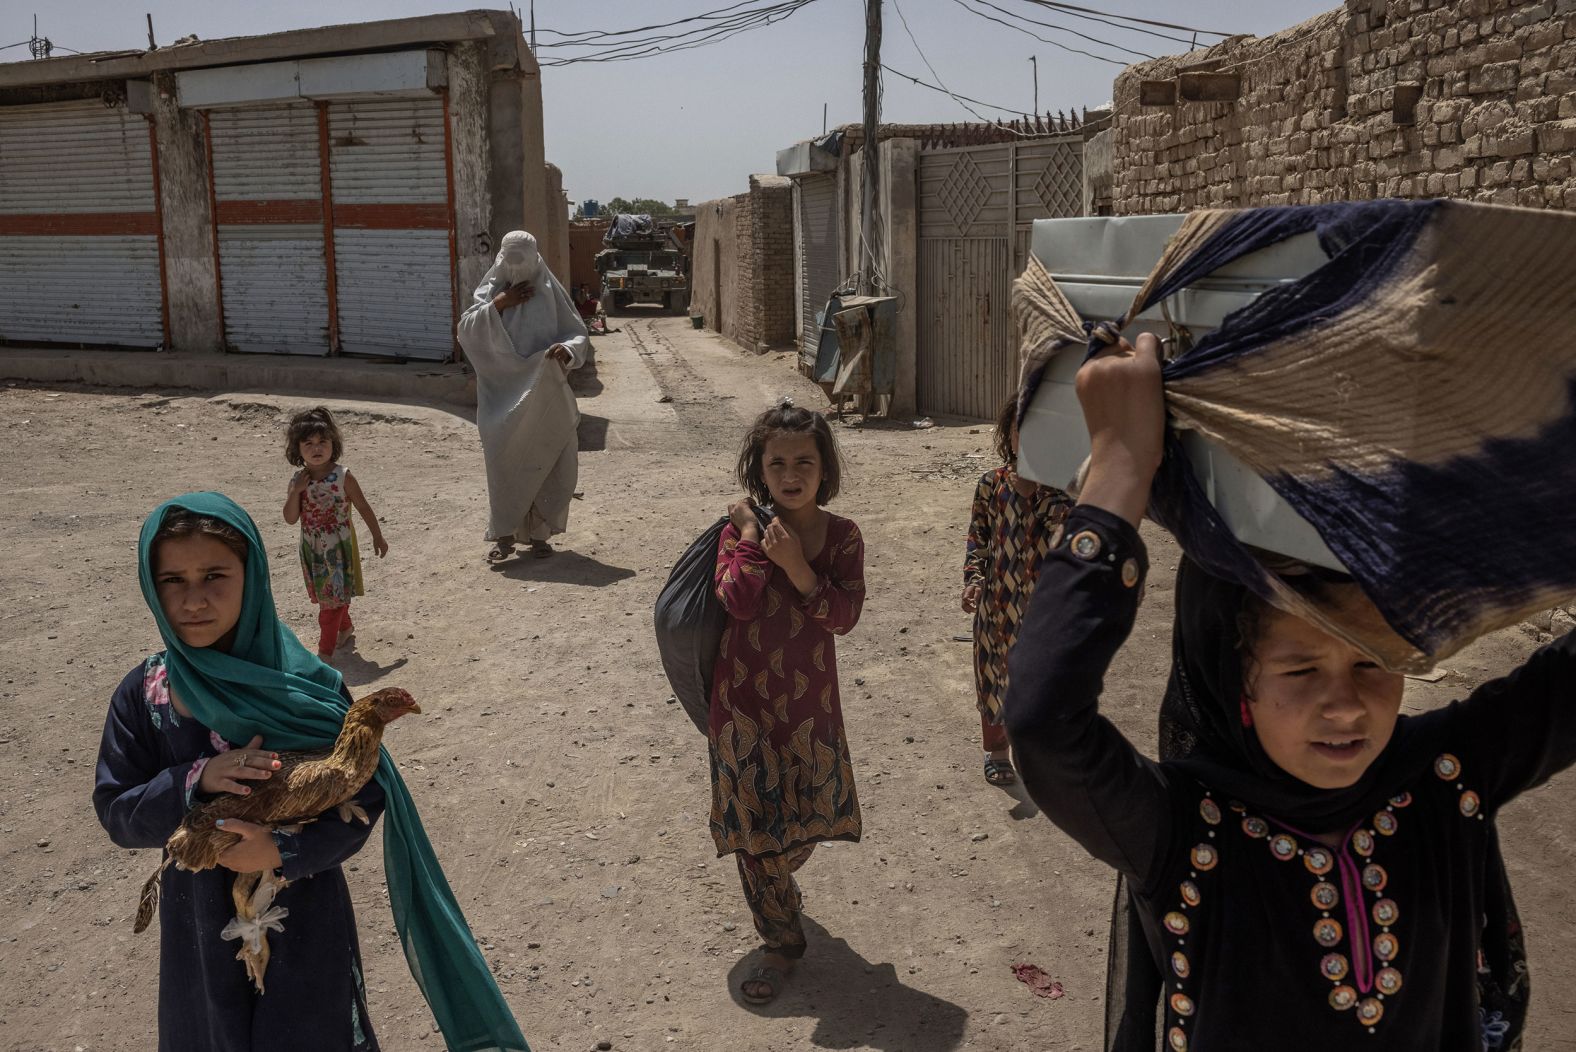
[534,0,823,67]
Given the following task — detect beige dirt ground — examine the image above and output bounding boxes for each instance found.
[2,315,1574,1051]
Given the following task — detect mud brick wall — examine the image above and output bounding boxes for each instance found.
[741,174,795,351]
[693,175,794,351]
[691,194,742,343]
[1111,0,1576,213]
[732,188,762,347]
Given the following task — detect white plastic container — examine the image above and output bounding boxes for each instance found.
[1015,214,1346,571]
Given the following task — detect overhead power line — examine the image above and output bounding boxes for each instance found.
[947,0,1133,65]
[535,0,820,66]
[890,0,993,122]
[889,1,1090,136]
[1000,0,1195,48]
[881,63,1027,118]
[536,0,775,41]
[1018,0,1233,37]
[969,0,1157,59]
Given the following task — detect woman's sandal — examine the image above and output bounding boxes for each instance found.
[984,756,1017,786]
[485,540,515,563]
[529,540,554,559]
[741,964,786,1005]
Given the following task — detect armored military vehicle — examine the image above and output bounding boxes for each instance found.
[595,214,689,313]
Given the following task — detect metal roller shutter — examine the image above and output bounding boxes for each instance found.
[208,104,330,355]
[796,174,839,369]
[327,97,454,360]
[0,100,165,347]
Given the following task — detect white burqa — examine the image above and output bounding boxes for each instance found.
[457,231,590,542]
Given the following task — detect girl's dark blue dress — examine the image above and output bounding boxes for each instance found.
[1005,507,1576,1052]
[95,654,384,1052]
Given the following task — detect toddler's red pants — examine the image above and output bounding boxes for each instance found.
[317,604,353,655]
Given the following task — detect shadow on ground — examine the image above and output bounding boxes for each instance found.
[725,917,969,1051]
[570,360,605,398]
[578,414,610,451]
[1001,779,1041,821]
[330,643,410,690]
[489,548,637,588]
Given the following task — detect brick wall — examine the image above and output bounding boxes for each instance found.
[1111,0,1576,213]
[749,175,796,348]
[568,220,609,298]
[691,175,795,351]
[734,189,762,348]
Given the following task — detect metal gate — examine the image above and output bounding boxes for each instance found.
[0,99,166,347]
[207,104,331,355]
[795,173,840,369]
[916,135,1083,419]
[327,97,456,360]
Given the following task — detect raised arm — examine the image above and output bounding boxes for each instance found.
[1005,333,1176,888]
[800,520,865,635]
[1450,626,1576,811]
[715,512,772,622]
[283,470,308,525]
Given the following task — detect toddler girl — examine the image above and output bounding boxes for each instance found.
[709,402,865,1006]
[282,407,387,658]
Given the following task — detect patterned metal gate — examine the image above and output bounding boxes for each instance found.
[916,135,1082,419]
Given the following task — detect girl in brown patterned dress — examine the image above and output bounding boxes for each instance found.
[710,403,865,1006]
[963,396,1073,786]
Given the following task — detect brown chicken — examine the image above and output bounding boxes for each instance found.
[133,687,421,977]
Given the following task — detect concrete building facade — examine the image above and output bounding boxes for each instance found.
[1110,0,1576,213]
[0,10,560,361]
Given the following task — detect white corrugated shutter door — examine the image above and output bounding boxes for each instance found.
[328,98,453,360]
[209,105,330,355]
[0,100,164,347]
[797,174,838,368]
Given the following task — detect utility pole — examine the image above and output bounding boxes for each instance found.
[529,0,536,53]
[146,13,156,50]
[860,0,882,295]
[1030,55,1038,115]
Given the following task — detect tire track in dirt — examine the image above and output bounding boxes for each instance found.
[625,319,746,452]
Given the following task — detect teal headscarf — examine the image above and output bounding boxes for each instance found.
[139,493,528,1052]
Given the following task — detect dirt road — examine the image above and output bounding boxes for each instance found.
[3,316,1574,1051]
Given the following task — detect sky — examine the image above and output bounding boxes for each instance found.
[10,0,1333,206]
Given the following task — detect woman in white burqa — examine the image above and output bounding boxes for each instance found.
[458,230,589,562]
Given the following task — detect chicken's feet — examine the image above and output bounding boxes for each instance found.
[222,869,290,993]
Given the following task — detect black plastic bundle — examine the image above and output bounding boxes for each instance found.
[653,505,774,735]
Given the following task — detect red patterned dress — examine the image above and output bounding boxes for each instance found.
[708,515,865,858]
[965,466,1073,723]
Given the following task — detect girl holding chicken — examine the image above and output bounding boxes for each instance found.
[94,493,526,1052]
